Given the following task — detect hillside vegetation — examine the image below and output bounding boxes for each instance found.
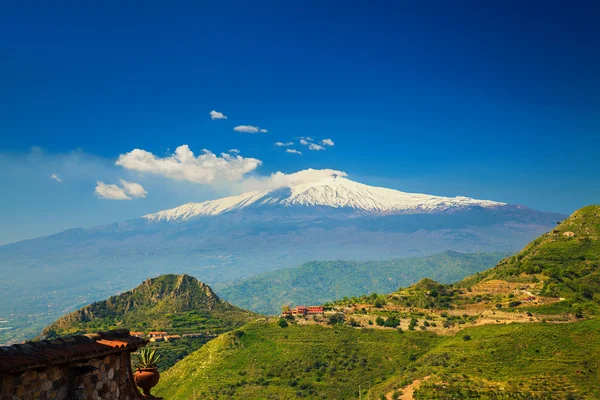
[155,321,442,399]
[41,274,258,369]
[460,205,600,313]
[43,274,256,337]
[155,319,600,399]
[155,205,600,399]
[218,251,507,314]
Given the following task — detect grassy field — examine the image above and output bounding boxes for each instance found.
[155,320,442,399]
[379,319,600,399]
[155,318,600,399]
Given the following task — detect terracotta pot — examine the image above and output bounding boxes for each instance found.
[134,367,160,396]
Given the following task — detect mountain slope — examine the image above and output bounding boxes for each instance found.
[42,274,257,338]
[218,251,508,314]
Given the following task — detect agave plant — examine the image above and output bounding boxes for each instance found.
[135,348,161,369]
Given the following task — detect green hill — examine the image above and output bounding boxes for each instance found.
[41,274,258,369]
[155,320,442,399]
[155,206,600,399]
[155,319,600,399]
[218,251,508,314]
[42,274,256,337]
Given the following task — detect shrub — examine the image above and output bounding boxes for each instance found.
[278,318,289,328]
[384,316,400,328]
[375,316,385,326]
[463,335,472,341]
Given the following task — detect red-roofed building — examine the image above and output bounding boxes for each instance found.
[307,306,324,314]
[286,305,323,316]
[292,306,307,315]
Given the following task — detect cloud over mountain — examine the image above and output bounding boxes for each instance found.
[116,145,262,185]
[286,149,302,155]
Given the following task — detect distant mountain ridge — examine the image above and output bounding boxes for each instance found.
[218,251,508,314]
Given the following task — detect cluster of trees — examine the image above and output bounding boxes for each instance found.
[375,315,400,328]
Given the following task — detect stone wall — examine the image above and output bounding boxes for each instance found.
[0,352,141,400]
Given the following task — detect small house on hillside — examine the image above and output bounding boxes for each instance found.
[291,306,307,315]
[564,231,576,237]
[130,331,144,338]
[285,305,324,316]
[307,306,324,314]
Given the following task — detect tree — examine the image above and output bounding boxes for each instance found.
[281,305,290,314]
[374,298,386,308]
[408,318,418,330]
[375,316,385,326]
[278,318,289,328]
[384,316,400,328]
[327,313,345,325]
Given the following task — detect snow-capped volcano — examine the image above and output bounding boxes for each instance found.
[144,176,506,222]
[0,172,563,329]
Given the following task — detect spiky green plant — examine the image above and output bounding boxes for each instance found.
[135,347,161,369]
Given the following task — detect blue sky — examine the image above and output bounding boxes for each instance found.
[1,0,599,244]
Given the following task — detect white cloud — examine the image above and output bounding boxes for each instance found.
[95,179,147,200]
[120,179,147,198]
[322,138,335,146]
[275,142,294,147]
[209,110,227,120]
[229,149,240,154]
[95,181,132,200]
[300,139,309,146]
[286,149,302,155]
[116,145,262,185]
[309,143,325,151]
[234,125,268,133]
[266,169,346,188]
[50,173,62,183]
[239,168,347,192]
